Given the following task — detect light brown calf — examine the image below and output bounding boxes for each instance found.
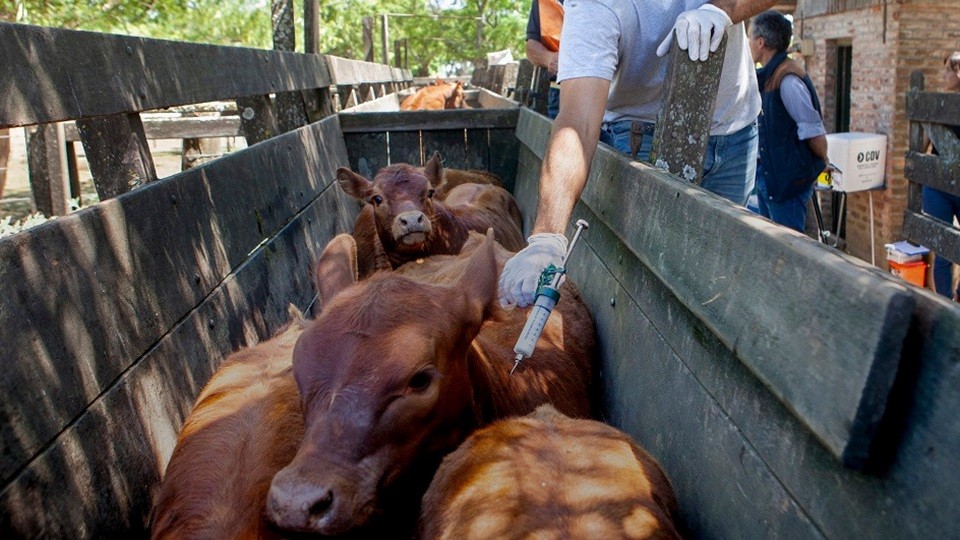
[421,405,681,540]
[400,80,467,110]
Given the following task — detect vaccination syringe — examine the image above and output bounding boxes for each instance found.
[510,219,589,375]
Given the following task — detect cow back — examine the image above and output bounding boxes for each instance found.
[420,405,680,540]
[151,317,306,540]
[443,184,525,252]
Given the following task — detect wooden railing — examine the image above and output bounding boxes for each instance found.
[904,71,960,265]
[0,22,411,216]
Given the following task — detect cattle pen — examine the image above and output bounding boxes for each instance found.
[2,21,960,538]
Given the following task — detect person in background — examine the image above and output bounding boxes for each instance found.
[525,0,564,119]
[499,0,776,308]
[923,51,960,300]
[749,10,828,233]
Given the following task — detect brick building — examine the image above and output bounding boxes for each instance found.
[782,0,960,265]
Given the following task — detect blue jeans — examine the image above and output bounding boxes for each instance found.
[547,87,560,119]
[755,161,814,233]
[922,185,960,298]
[600,119,757,206]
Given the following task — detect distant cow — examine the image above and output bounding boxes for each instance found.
[151,305,309,540]
[421,405,681,540]
[400,80,468,110]
[266,232,595,537]
[339,151,524,277]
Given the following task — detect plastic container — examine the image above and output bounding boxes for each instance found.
[889,260,927,287]
[884,240,930,264]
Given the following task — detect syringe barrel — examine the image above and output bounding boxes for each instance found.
[512,294,558,358]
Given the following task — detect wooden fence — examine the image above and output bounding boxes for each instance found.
[903,70,960,266]
[1,22,411,216]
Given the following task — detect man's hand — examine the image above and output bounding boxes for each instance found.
[656,4,733,62]
[498,233,568,308]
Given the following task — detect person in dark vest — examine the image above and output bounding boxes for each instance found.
[749,10,828,232]
[525,0,563,119]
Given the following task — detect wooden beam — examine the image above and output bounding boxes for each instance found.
[64,116,243,142]
[905,151,960,198]
[907,71,925,213]
[903,210,960,265]
[236,95,279,145]
[337,109,520,133]
[649,35,726,184]
[0,22,332,128]
[905,91,960,125]
[75,112,158,200]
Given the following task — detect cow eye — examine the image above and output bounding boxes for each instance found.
[407,370,434,392]
[426,188,435,199]
[371,195,383,206]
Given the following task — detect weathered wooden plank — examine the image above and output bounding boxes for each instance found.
[341,93,401,113]
[501,62,519,97]
[0,186,355,537]
[517,107,915,468]
[325,55,396,86]
[477,88,520,110]
[922,122,960,162]
[337,109,519,133]
[530,67,551,116]
[422,130,467,170]
[904,151,960,198]
[903,210,960,265]
[342,131,388,179]
[487,128,520,194]
[463,129,490,171]
[0,23,332,128]
[649,36,725,182]
[907,72,925,213]
[26,123,71,216]
[235,95,279,145]
[905,91,960,126]
[64,115,244,142]
[75,113,158,200]
[0,116,349,487]
[387,131,422,167]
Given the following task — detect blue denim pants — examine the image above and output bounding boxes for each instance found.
[600,119,758,206]
[755,161,814,233]
[547,87,560,119]
[922,185,960,298]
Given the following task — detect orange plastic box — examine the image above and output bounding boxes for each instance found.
[888,259,926,287]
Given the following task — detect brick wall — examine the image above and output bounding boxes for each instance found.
[795,0,960,266]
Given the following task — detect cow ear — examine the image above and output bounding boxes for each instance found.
[337,167,374,200]
[456,230,499,329]
[424,151,445,188]
[315,234,359,309]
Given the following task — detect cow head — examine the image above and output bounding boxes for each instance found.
[443,81,466,109]
[266,232,499,535]
[337,154,448,261]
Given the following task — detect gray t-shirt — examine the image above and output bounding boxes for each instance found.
[557,0,761,136]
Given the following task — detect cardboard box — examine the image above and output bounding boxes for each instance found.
[826,133,887,192]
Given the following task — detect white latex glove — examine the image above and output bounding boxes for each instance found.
[497,233,568,308]
[656,4,733,62]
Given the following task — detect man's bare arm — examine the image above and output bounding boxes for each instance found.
[807,135,828,163]
[532,76,610,235]
[710,0,778,23]
[526,39,559,74]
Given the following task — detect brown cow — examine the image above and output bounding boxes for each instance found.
[400,80,468,110]
[339,151,524,277]
[266,232,595,537]
[150,305,310,540]
[420,404,681,540]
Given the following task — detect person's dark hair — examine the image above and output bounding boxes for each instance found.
[946,51,960,72]
[752,10,792,53]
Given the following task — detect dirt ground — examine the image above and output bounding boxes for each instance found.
[0,127,243,224]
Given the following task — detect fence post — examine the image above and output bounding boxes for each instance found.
[907,71,925,213]
[27,123,71,216]
[76,112,158,200]
[272,0,309,133]
[649,34,727,184]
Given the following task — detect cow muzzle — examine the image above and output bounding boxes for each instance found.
[392,210,431,246]
[267,467,373,535]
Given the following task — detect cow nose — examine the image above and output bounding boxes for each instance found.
[398,211,424,227]
[267,476,338,532]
